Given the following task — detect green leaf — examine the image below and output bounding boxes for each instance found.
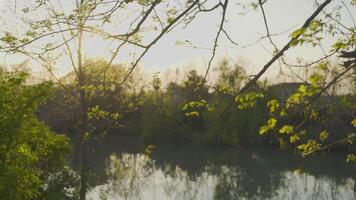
[291,28,305,39]
[346,154,356,163]
[351,119,356,128]
[267,118,277,128]
[279,125,294,134]
[267,99,279,113]
[319,130,329,142]
[290,134,300,143]
[298,84,307,93]
[259,118,277,135]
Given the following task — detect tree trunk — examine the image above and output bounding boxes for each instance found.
[79,76,89,200]
[77,6,89,198]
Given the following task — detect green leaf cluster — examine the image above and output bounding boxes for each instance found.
[235,92,264,110]
[0,72,73,200]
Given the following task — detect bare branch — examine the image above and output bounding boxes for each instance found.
[203,0,228,81]
[0,28,78,53]
[112,0,161,38]
[238,0,332,95]
[118,0,200,85]
[282,51,336,68]
[219,0,333,119]
[222,29,239,46]
[258,0,278,51]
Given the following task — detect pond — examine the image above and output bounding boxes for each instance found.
[85,139,356,200]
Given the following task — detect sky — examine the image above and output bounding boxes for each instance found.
[0,0,355,84]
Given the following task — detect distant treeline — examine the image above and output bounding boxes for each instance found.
[35,59,355,151]
[1,58,355,200]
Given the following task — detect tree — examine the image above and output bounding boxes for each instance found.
[1,0,356,198]
[1,0,230,197]
[0,71,74,200]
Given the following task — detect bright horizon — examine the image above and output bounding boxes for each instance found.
[0,0,355,84]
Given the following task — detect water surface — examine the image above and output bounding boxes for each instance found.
[86,142,356,200]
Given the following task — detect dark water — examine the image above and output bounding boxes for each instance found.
[86,137,356,200]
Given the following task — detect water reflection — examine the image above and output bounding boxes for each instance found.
[88,153,355,200]
[98,154,154,200]
[274,172,355,200]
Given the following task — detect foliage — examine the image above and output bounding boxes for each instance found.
[0,0,355,198]
[39,59,130,140]
[259,61,356,157]
[0,72,75,200]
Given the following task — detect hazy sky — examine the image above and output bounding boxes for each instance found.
[0,0,355,82]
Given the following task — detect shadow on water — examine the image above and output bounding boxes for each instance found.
[84,134,356,200]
